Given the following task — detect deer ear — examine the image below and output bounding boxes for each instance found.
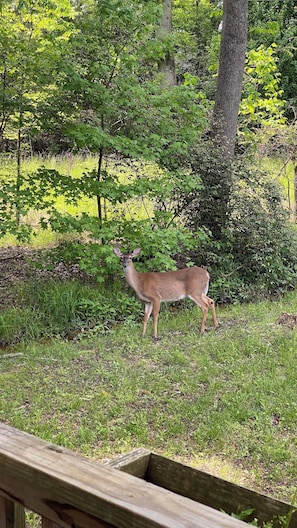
[113,247,122,257]
[132,248,141,257]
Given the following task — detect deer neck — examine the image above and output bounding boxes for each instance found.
[124,261,141,291]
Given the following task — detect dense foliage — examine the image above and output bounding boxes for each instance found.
[248,0,297,118]
[192,162,297,302]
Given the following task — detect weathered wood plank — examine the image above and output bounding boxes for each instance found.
[0,424,247,528]
[0,497,14,528]
[14,503,25,528]
[147,453,297,527]
[42,517,62,528]
[106,448,151,478]
[0,496,25,528]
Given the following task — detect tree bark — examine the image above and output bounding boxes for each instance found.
[211,0,248,156]
[293,160,297,222]
[157,0,176,87]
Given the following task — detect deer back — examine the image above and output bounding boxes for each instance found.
[128,265,210,303]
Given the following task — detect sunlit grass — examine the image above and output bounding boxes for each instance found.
[0,154,97,247]
[0,154,158,247]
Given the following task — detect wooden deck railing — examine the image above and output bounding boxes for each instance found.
[0,423,248,528]
[0,423,296,527]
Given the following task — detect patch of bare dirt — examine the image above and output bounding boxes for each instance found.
[0,246,90,310]
[276,312,297,329]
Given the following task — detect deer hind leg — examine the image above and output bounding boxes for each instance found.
[142,302,153,337]
[207,296,219,330]
[190,294,218,334]
[200,301,209,334]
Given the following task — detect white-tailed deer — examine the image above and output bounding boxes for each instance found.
[114,247,219,339]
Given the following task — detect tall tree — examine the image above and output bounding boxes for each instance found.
[157,0,176,87]
[211,0,248,155]
[0,0,74,149]
[0,0,74,233]
[34,0,207,244]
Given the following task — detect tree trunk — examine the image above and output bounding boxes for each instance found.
[157,0,176,87]
[16,117,22,226]
[293,160,297,222]
[96,146,104,231]
[211,0,248,156]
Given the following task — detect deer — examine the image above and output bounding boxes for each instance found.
[113,247,219,339]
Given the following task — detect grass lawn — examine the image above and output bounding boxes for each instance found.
[1,292,297,508]
[0,154,157,248]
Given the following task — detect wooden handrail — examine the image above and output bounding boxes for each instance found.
[0,423,248,528]
[110,450,297,527]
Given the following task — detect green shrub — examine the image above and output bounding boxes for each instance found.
[165,142,297,302]
[169,142,233,242]
[227,168,297,297]
[188,163,297,302]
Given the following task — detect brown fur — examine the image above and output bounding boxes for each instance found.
[114,247,219,339]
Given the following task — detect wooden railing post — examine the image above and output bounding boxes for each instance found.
[0,497,25,528]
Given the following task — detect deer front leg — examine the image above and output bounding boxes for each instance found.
[152,299,161,340]
[142,302,152,337]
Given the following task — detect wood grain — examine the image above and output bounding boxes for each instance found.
[0,423,248,528]
[147,453,297,527]
[106,448,150,478]
[0,497,25,528]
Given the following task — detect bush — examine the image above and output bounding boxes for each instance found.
[228,168,297,296]
[167,142,233,242]
[187,162,297,302]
